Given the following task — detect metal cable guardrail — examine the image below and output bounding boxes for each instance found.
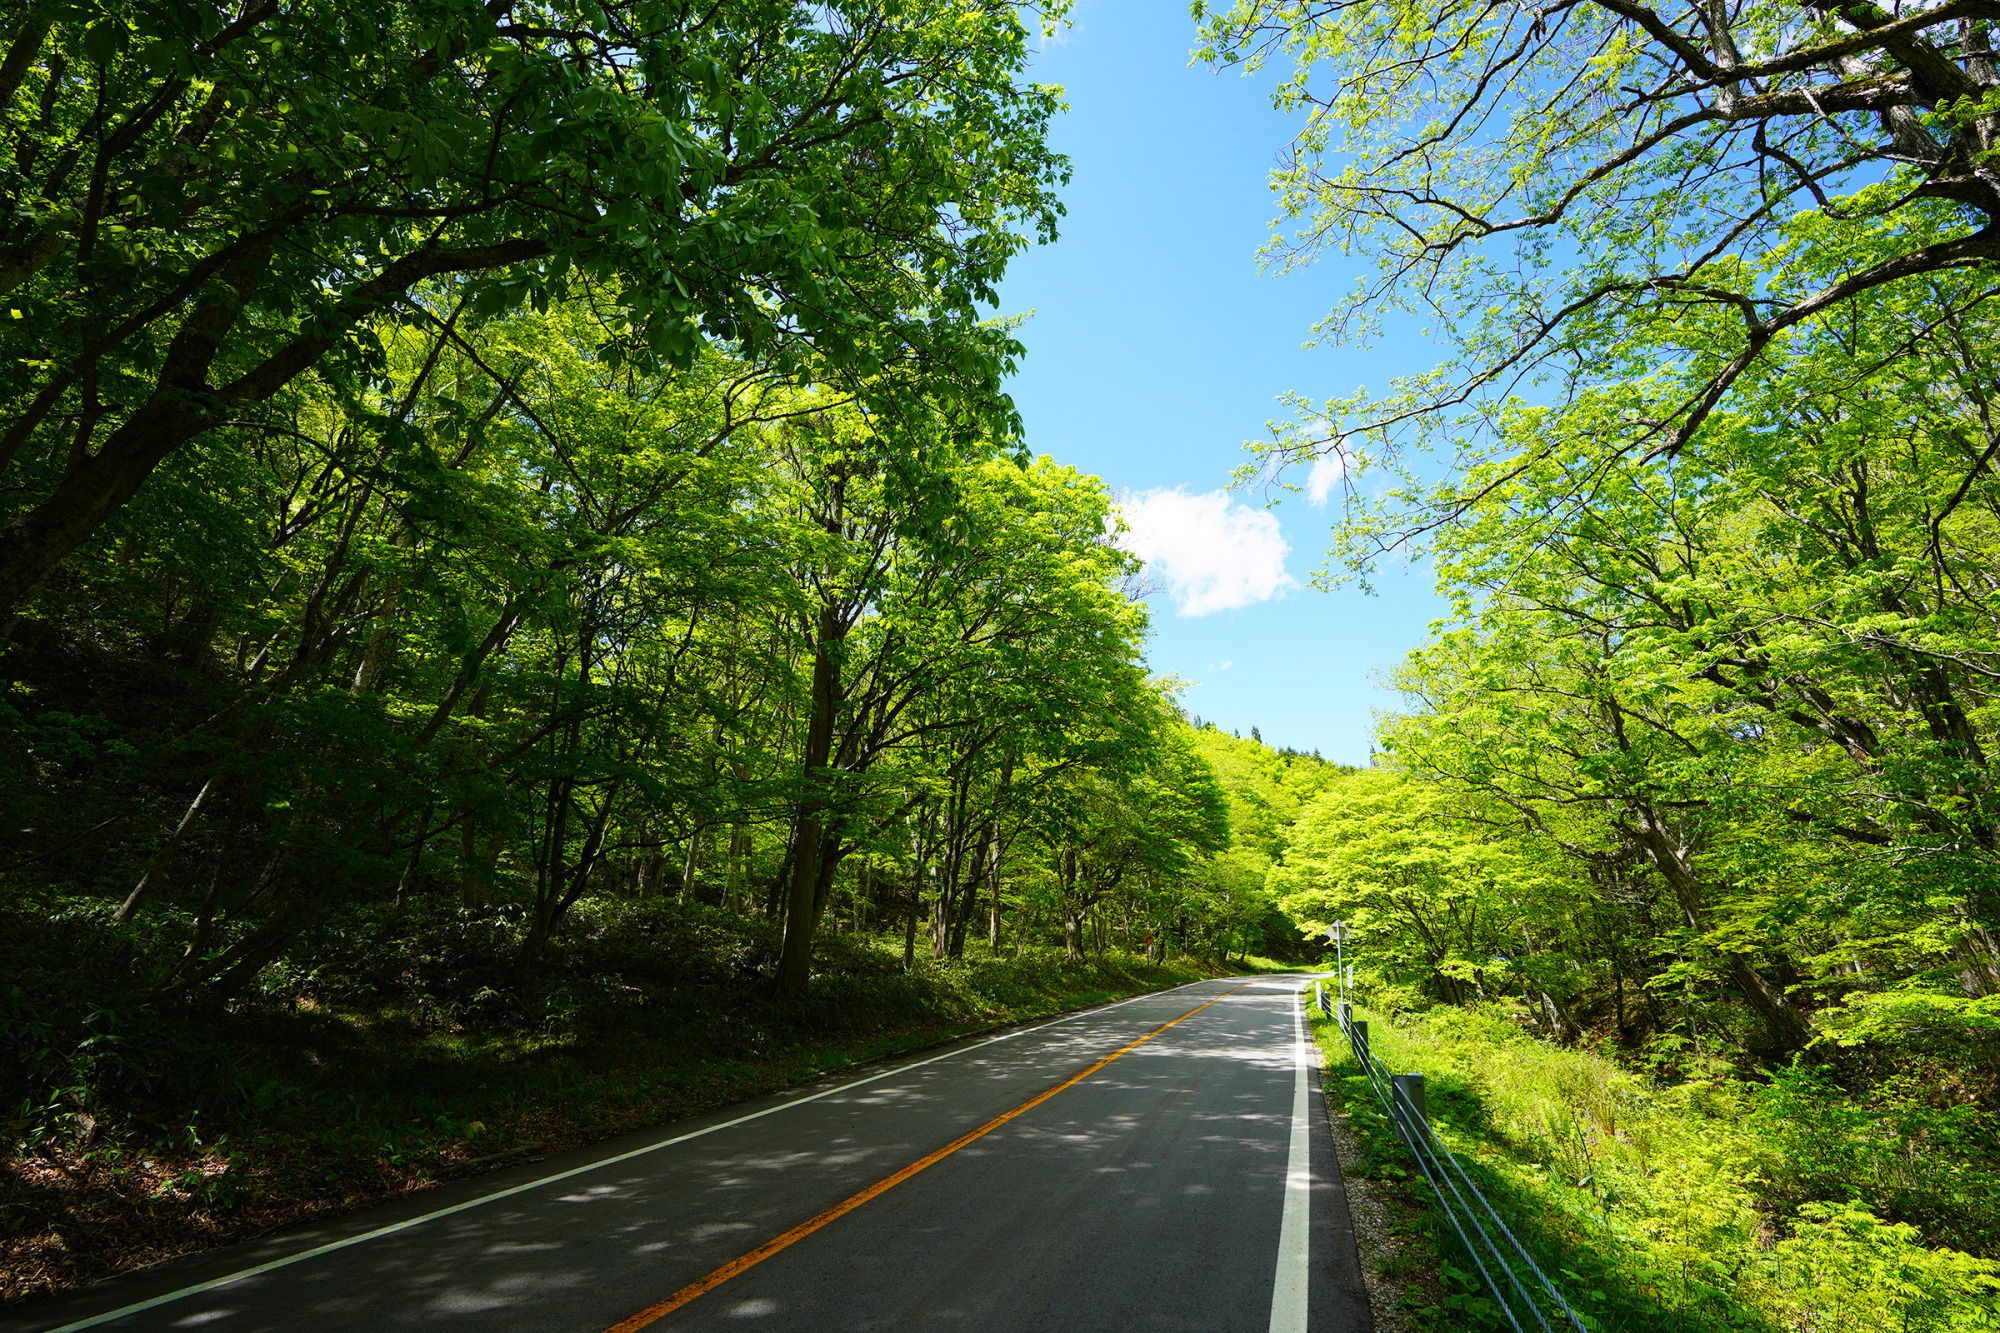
[1316,925,1588,1333]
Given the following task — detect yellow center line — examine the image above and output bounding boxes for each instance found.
[602,981,1256,1332]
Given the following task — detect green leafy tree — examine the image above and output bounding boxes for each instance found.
[1194,0,2000,534]
[1337,219,2000,1053]
[0,0,1066,608]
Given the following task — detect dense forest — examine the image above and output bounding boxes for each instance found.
[0,0,1349,1300]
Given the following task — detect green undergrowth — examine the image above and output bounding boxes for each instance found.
[1,889,1218,1303]
[1308,993,2000,1333]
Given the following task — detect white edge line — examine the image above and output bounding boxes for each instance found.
[1268,984,1314,1333]
[40,976,1228,1333]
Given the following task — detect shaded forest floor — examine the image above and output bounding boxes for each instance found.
[1,892,1239,1305]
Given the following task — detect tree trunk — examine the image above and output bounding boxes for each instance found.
[988,837,1003,951]
[775,815,825,986]
[174,813,243,976]
[1724,954,1813,1051]
[931,830,960,959]
[903,861,923,971]
[0,238,547,613]
[1627,804,1812,1051]
[1540,991,1578,1043]
[726,827,749,911]
[0,240,272,611]
[809,828,843,921]
[949,823,990,958]
[116,770,223,922]
[679,826,703,904]
[461,821,483,908]
[394,804,432,907]
[515,777,618,977]
[775,602,843,996]
[159,802,311,999]
[764,832,792,918]
[986,829,1006,951]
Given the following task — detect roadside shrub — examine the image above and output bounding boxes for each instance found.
[1316,995,2000,1332]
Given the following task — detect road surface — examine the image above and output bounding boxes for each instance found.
[5,974,1372,1332]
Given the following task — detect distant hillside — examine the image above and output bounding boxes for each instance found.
[1183,724,1359,960]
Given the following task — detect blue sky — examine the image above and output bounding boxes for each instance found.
[993,0,1449,765]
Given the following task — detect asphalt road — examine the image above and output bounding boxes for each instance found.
[6,974,1373,1333]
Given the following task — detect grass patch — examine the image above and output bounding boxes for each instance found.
[1306,995,2000,1333]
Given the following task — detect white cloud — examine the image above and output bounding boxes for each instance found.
[1115,488,1296,617]
[1307,455,1345,507]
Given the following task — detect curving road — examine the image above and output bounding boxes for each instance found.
[5,975,1373,1333]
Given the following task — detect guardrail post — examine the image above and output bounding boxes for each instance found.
[1391,1073,1427,1147]
[1324,947,1589,1333]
